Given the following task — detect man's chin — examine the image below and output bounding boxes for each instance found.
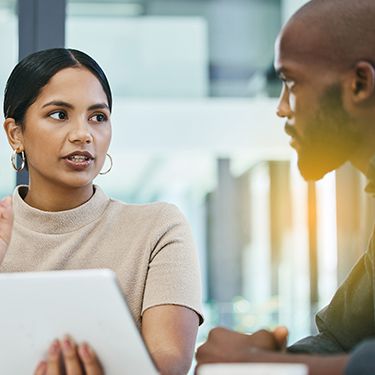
[298,166,330,182]
[297,154,345,182]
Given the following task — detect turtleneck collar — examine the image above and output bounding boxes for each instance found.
[13,185,110,235]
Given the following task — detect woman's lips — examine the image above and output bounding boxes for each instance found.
[63,151,94,170]
[64,157,93,170]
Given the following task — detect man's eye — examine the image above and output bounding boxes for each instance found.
[50,111,66,120]
[285,80,295,90]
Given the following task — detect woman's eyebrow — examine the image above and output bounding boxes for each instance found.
[87,103,110,111]
[42,100,74,109]
[41,101,109,111]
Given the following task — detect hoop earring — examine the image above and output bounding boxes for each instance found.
[11,150,26,172]
[99,153,113,175]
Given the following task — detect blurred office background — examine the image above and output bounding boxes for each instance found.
[1,0,375,370]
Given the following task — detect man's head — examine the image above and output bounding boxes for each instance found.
[274,0,375,181]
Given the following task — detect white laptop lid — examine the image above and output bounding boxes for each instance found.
[0,269,159,375]
[198,363,309,375]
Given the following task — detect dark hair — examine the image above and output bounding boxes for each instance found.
[3,48,112,128]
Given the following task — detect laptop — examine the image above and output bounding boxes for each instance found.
[198,363,309,375]
[0,269,159,374]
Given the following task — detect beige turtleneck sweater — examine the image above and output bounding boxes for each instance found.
[0,185,203,330]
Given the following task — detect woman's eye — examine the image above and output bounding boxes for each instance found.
[90,114,107,123]
[50,111,66,120]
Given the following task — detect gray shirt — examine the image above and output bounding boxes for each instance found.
[288,157,375,374]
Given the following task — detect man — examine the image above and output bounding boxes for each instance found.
[195,0,375,374]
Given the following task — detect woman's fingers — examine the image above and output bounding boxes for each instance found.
[46,340,62,374]
[62,338,103,375]
[0,195,13,265]
[34,360,47,375]
[78,343,103,375]
[34,337,103,375]
[61,336,85,375]
[33,341,61,375]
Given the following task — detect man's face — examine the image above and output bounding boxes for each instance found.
[274,28,361,181]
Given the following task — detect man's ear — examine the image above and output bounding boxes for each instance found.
[3,118,25,152]
[350,61,375,104]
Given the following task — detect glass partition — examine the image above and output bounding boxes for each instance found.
[64,2,308,355]
[0,0,18,197]
[0,3,369,374]
[64,4,363,372]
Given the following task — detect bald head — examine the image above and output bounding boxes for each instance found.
[281,0,375,69]
[274,0,375,180]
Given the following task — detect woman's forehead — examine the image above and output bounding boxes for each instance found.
[36,67,108,105]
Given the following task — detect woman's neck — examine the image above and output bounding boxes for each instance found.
[23,181,95,212]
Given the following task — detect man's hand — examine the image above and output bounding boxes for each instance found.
[271,326,289,349]
[195,327,288,372]
[34,336,102,375]
[195,327,349,375]
[0,195,13,265]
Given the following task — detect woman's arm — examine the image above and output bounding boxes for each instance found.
[0,195,13,265]
[142,305,200,375]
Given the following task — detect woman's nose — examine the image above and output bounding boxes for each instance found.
[68,119,93,144]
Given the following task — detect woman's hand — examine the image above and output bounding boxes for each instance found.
[0,195,13,265]
[34,336,103,375]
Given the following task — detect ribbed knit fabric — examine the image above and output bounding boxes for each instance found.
[0,185,203,330]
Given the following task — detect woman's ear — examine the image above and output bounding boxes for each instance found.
[3,118,25,152]
[350,61,375,104]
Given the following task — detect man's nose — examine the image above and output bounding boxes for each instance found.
[276,85,292,119]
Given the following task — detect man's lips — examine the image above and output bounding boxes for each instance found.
[284,123,301,149]
[284,123,297,138]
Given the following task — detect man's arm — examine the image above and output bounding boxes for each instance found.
[195,327,349,375]
[287,232,375,357]
[344,339,375,375]
[196,214,375,375]
[195,326,288,364]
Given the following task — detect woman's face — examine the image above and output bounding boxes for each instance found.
[18,67,112,191]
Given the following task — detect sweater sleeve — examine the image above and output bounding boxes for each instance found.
[141,203,204,324]
[288,228,375,354]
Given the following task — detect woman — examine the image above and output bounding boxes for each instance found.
[0,48,203,375]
